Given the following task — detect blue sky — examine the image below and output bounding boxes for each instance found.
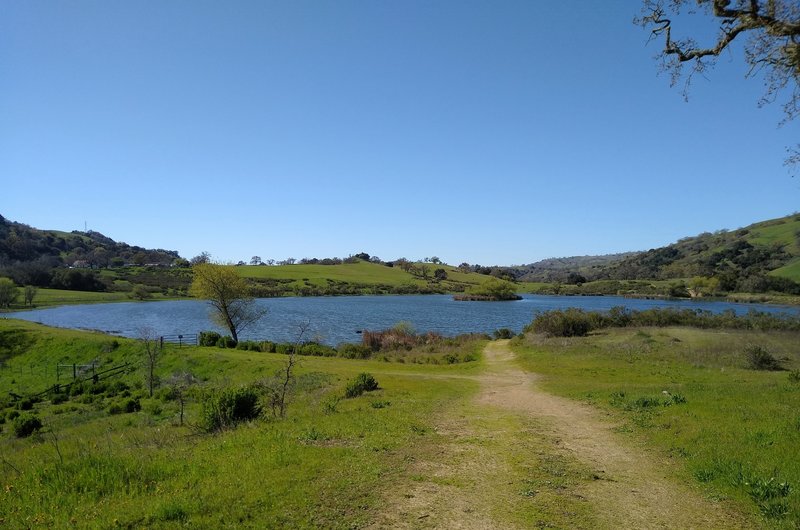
[2,1,797,266]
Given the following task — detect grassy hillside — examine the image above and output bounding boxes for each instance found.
[237,261,492,296]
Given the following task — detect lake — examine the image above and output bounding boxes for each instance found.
[5,294,799,345]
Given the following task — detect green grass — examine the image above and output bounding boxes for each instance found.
[237,261,496,296]
[12,288,177,310]
[0,319,482,528]
[511,327,800,527]
[772,258,800,282]
[239,261,487,286]
[748,215,800,254]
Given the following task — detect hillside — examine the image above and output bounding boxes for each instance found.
[513,253,639,283]
[603,214,800,287]
[237,261,493,296]
[0,214,181,269]
[506,214,800,297]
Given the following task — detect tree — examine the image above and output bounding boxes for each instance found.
[190,263,266,343]
[131,284,152,300]
[250,256,262,266]
[430,256,442,265]
[132,252,148,266]
[23,285,37,307]
[190,251,211,266]
[0,278,19,308]
[277,321,308,418]
[138,327,162,398]
[434,268,448,281]
[395,258,412,272]
[637,1,800,165]
[166,371,197,426]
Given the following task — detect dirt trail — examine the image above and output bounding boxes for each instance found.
[369,341,750,529]
[478,340,749,529]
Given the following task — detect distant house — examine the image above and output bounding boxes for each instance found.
[72,260,90,269]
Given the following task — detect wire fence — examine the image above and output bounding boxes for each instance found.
[1,331,196,399]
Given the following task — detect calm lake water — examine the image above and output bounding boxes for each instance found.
[5,295,799,346]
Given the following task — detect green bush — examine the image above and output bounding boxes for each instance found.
[199,331,222,347]
[337,343,372,359]
[107,398,141,415]
[199,386,261,432]
[16,398,35,411]
[13,413,42,438]
[344,373,379,398]
[526,308,593,337]
[493,328,515,339]
[745,345,783,371]
[50,393,68,405]
[217,335,237,348]
[299,342,337,357]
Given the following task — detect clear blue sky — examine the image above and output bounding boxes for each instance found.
[2,1,797,266]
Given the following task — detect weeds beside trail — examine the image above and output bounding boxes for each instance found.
[370,341,753,529]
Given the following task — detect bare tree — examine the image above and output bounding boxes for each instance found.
[277,321,309,418]
[138,327,162,398]
[166,371,198,426]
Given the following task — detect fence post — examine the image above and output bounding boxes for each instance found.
[73,364,77,380]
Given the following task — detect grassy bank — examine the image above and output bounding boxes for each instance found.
[0,319,482,528]
[511,327,800,527]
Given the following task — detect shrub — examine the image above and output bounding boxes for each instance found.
[337,343,372,359]
[50,393,68,405]
[199,331,222,347]
[527,308,593,337]
[745,345,783,371]
[69,382,87,397]
[16,398,35,411]
[217,335,237,348]
[493,328,515,339]
[344,373,379,398]
[199,386,261,432]
[13,413,42,438]
[299,342,338,357]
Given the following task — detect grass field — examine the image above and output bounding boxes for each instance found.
[0,319,486,528]
[2,316,799,527]
[236,261,494,296]
[6,288,178,311]
[511,327,800,527]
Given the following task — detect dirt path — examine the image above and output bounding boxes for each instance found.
[369,341,751,529]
